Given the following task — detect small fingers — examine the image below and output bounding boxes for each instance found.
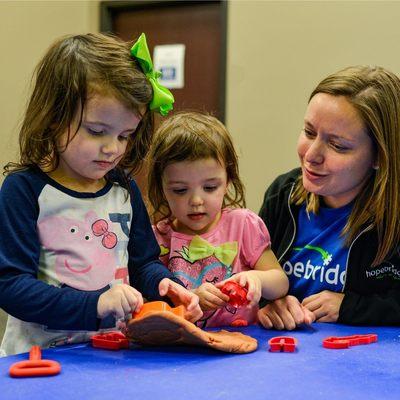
[238,274,248,287]
[185,306,203,323]
[211,288,230,304]
[126,286,144,313]
[202,291,227,309]
[158,278,172,297]
[185,292,199,311]
[202,283,229,303]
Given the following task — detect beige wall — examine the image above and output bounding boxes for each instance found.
[1,1,400,214]
[227,0,400,211]
[0,0,99,341]
[0,0,98,180]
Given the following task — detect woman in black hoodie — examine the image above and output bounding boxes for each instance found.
[258,66,400,330]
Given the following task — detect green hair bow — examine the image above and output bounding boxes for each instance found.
[130,33,175,116]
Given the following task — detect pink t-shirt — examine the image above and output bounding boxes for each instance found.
[153,208,271,328]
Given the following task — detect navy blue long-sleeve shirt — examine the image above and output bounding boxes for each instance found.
[0,167,180,354]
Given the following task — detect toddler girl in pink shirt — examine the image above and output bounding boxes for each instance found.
[148,112,288,328]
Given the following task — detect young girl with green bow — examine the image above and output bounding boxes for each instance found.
[0,33,202,356]
[148,112,288,328]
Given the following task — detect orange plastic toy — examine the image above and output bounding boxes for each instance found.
[91,331,130,350]
[132,301,186,320]
[126,300,258,353]
[9,346,61,378]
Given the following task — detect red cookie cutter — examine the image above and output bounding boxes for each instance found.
[323,333,378,349]
[220,281,249,308]
[91,331,130,350]
[9,346,61,378]
[230,319,248,327]
[268,336,298,352]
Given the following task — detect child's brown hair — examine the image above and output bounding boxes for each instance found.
[148,112,246,221]
[4,33,153,176]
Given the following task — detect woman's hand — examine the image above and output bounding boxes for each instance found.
[302,290,344,322]
[257,295,315,330]
[97,284,143,319]
[192,282,230,311]
[158,278,203,322]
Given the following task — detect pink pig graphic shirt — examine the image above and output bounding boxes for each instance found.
[153,208,271,328]
[0,167,180,355]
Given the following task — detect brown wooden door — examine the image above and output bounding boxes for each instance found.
[101,1,227,121]
[100,1,227,211]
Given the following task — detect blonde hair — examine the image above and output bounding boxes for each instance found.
[292,65,400,265]
[4,33,153,176]
[148,112,245,221]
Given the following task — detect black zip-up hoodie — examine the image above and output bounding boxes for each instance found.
[259,168,400,325]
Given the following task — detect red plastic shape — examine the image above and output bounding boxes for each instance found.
[91,331,130,350]
[220,281,249,308]
[322,333,378,349]
[230,319,248,327]
[9,346,61,377]
[268,336,297,352]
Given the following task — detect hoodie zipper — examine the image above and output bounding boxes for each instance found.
[278,182,297,263]
[341,223,373,291]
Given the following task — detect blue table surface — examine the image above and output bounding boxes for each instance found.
[0,323,399,400]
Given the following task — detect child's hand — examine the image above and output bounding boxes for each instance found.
[97,284,143,319]
[217,271,262,306]
[192,282,230,311]
[158,278,203,322]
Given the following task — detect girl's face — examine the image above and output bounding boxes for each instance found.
[297,93,376,208]
[162,158,229,235]
[53,93,142,190]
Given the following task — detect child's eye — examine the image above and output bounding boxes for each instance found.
[172,188,187,195]
[118,135,129,141]
[204,186,218,192]
[87,127,104,136]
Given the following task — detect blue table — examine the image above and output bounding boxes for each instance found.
[0,323,399,400]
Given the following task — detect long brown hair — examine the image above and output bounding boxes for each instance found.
[4,33,153,177]
[148,112,246,221]
[292,66,400,265]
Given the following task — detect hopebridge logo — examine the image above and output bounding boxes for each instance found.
[283,260,346,286]
[365,263,400,280]
[283,244,346,286]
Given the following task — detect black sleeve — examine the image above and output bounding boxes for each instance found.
[339,289,400,325]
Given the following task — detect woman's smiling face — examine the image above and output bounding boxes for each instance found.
[297,93,376,208]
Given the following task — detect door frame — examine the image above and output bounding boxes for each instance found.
[99,0,227,122]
